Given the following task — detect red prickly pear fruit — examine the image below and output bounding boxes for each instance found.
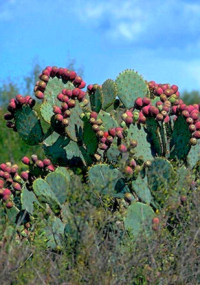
[190,111,199,120]
[0,189,4,197]
[164,116,170,123]
[195,121,200,130]
[63,110,71,118]
[3,195,10,201]
[7,101,16,111]
[43,158,51,166]
[21,171,29,181]
[130,140,137,148]
[13,182,22,191]
[51,66,58,77]
[90,112,98,119]
[68,99,76,108]
[171,85,178,92]
[189,124,196,132]
[179,104,187,111]
[160,94,167,102]
[148,81,156,88]
[77,90,86,101]
[124,166,133,175]
[164,88,174,97]
[0,163,7,171]
[156,87,163,95]
[53,106,62,114]
[156,114,163,121]
[108,128,116,137]
[61,103,68,111]
[193,131,200,139]
[101,137,107,143]
[47,164,55,172]
[142,105,150,116]
[63,96,70,103]
[190,137,197,145]
[162,106,170,112]
[92,124,99,132]
[38,81,46,90]
[40,74,49,82]
[73,76,82,84]
[35,90,44,99]
[161,110,168,117]
[97,130,104,137]
[4,113,14,120]
[138,112,146,124]
[6,201,13,209]
[42,68,51,76]
[186,117,193,124]
[36,160,44,168]
[62,89,72,97]
[142,97,151,105]
[103,131,109,138]
[135,97,143,108]
[175,91,180,97]
[172,106,178,114]
[116,130,123,139]
[31,154,38,163]
[72,88,80,97]
[16,95,26,104]
[78,81,86,89]
[126,110,133,117]
[4,172,10,179]
[87,84,93,91]
[106,136,113,143]
[149,106,159,116]
[3,189,11,196]
[0,179,4,188]
[118,144,127,153]
[99,143,108,150]
[125,116,133,124]
[55,114,63,121]
[62,118,69,126]
[69,70,77,80]
[22,156,30,165]
[0,171,4,177]
[152,217,160,224]
[129,159,137,168]
[57,93,64,101]
[28,98,36,108]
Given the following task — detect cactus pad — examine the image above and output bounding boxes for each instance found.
[102,79,117,110]
[115,69,149,109]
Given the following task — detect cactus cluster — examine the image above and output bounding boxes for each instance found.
[1,66,200,245]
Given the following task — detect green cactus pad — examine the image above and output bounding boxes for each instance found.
[176,166,193,195]
[115,69,149,109]
[147,158,175,204]
[106,138,121,163]
[132,175,153,205]
[33,178,61,212]
[102,79,117,110]
[65,101,84,142]
[14,105,44,145]
[187,140,200,168]
[97,110,118,130]
[40,102,53,124]
[88,164,128,197]
[21,187,41,215]
[46,171,70,204]
[145,118,163,156]
[45,216,65,249]
[124,202,154,238]
[6,206,19,224]
[170,116,191,160]
[127,124,154,161]
[83,117,98,156]
[89,87,102,113]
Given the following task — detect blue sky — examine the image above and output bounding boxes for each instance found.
[0,0,200,93]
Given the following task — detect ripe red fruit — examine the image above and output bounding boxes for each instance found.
[142,105,150,116]
[90,112,98,119]
[13,182,22,191]
[149,106,159,116]
[35,91,44,99]
[193,131,200,139]
[156,87,163,95]
[152,217,159,224]
[72,88,80,97]
[22,156,30,165]
[171,85,178,93]
[57,93,64,101]
[129,159,137,168]
[118,144,127,153]
[69,71,77,80]
[68,99,76,108]
[47,165,55,172]
[124,166,133,175]
[77,90,86,101]
[195,121,200,130]
[21,171,29,181]
[3,195,10,201]
[6,201,13,209]
[135,97,143,108]
[53,106,62,114]
[164,116,170,123]
[3,189,11,196]
[108,128,116,137]
[55,114,63,121]
[43,159,51,166]
[99,143,108,150]
[189,124,196,132]
[125,116,133,124]
[0,163,7,171]
[36,160,44,168]
[78,81,86,89]
[142,97,151,105]
[0,179,4,188]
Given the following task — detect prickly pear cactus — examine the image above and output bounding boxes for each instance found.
[2,65,200,249]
